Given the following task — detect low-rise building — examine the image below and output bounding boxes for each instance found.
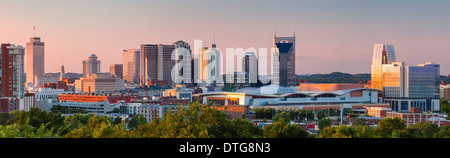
[366,107,393,118]
[58,93,131,103]
[74,74,125,93]
[386,108,440,127]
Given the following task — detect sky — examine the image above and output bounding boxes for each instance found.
[0,0,449,75]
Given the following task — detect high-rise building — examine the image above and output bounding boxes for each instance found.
[140,42,190,86]
[26,37,45,87]
[273,29,296,87]
[198,43,221,86]
[382,62,440,112]
[172,40,192,84]
[242,52,258,87]
[371,44,396,90]
[123,49,140,84]
[110,64,123,79]
[60,64,65,76]
[82,54,101,77]
[1,44,26,99]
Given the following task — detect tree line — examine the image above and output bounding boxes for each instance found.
[0,102,311,138]
[2,101,450,138]
[317,117,450,138]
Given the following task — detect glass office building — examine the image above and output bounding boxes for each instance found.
[382,62,440,112]
[371,44,396,90]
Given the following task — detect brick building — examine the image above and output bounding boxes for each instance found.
[386,108,440,127]
[211,105,250,119]
[366,107,393,117]
[59,93,131,103]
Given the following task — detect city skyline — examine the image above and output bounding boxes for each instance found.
[1,0,449,75]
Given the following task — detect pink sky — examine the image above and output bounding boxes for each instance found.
[1,0,449,75]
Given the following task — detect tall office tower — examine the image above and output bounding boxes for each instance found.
[382,62,440,111]
[371,44,396,90]
[26,37,45,87]
[198,43,221,86]
[140,44,175,86]
[273,29,296,87]
[60,64,65,76]
[123,49,140,84]
[110,64,123,79]
[242,52,258,87]
[82,54,101,77]
[1,44,26,99]
[172,40,192,84]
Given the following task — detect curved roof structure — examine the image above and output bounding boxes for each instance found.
[196,86,381,99]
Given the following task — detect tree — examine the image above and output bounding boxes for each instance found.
[113,117,122,125]
[64,113,94,132]
[405,122,440,138]
[352,118,367,127]
[317,110,326,120]
[231,118,263,138]
[434,126,450,138]
[64,115,127,138]
[130,102,264,138]
[272,111,290,123]
[319,125,376,138]
[374,118,406,138]
[12,108,68,135]
[0,112,15,126]
[263,119,309,138]
[255,108,276,120]
[441,98,450,119]
[106,108,121,114]
[299,110,314,122]
[127,114,147,130]
[318,118,331,132]
[319,125,355,138]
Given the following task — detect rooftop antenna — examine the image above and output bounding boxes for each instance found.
[212,32,216,48]
[293,25,295,37]
[273,25,276,38]
[33,26,36,37]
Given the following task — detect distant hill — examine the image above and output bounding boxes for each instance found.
[296,72,371,84]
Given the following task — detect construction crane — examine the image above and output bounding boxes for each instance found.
[135,75,155,122]
[136,75,149,98]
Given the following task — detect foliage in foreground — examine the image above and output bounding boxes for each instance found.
[2,104,450,138]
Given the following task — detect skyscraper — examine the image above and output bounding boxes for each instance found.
[140,44,175,86]
[273,28,296,87]
[26,37,45,87]
[1,44,26,99]
[123,49,140,84]
[371,44,396,90]
[198,43,221,86]
[172,40,192,84]
[140,41,193,86]
[110,64,123,79]
[82,54,101,77]
[242,52,258,87]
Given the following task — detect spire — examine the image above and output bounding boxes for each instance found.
[293,25,295,37]
[212,32,216,48]
[273,25,276,38]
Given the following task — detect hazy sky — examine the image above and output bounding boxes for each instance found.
[1,0,449,75]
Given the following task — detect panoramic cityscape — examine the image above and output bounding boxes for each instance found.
[1,0,450,147]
